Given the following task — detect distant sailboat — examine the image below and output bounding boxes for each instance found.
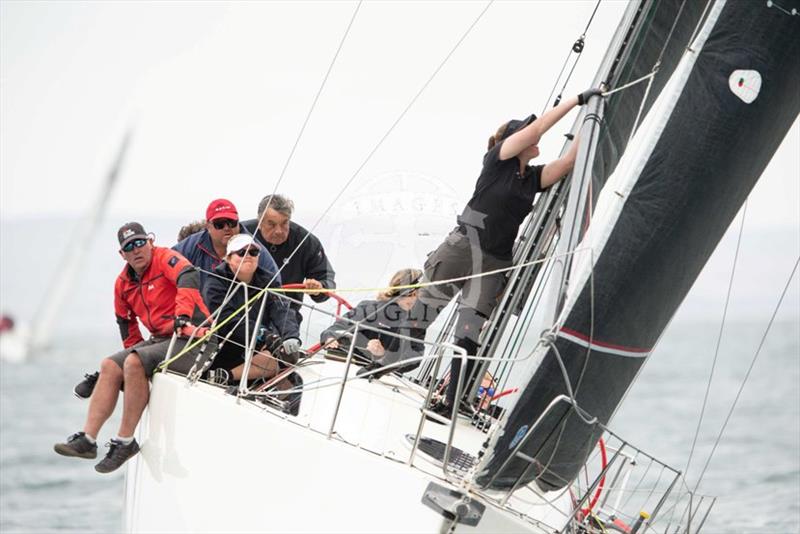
[0,130,132,362]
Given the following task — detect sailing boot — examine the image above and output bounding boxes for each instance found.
[95,438,140,473]
[53,432,98,459]
[73,371,99,399]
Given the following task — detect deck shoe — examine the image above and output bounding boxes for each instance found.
[425,401,454,424]
[356,361,384,379]
[54,432,97,459]
[73,371,99,399]
[95,438,140,473]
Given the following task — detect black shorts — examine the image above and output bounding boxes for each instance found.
[107,336,206,378]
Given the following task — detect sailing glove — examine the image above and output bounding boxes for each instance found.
[577,87,604,105]
[281,338,302,365]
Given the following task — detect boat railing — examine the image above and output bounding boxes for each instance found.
[467,393,715,534]
[165,286,487,470]
[162,288,714,533]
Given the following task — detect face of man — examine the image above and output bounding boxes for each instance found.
[207,218,240,251]
[119,238,154,274]
[258,208,291,245]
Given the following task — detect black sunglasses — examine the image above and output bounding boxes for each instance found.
[121,239,148,253]
[233,247,260,258]
[212,219,239,230]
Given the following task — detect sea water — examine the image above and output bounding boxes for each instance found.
[1,218,797,533]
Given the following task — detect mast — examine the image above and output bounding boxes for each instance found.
[465,0,711,401]
[28,129,132,353]
[473,0,800,491]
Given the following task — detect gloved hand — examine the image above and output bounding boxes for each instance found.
[281,338,302,365]
[577,87,604,106]
[179,324,210,338]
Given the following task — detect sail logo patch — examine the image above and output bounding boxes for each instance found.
[509,425,528,450]
[728,70,761,104]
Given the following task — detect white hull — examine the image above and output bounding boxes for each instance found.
[0,327,30,363]
[124,358,571,533]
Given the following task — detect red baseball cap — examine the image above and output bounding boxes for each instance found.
[206,198,239,221]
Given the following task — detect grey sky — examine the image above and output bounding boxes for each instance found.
[3,1,795,224]
[1,1,797,322]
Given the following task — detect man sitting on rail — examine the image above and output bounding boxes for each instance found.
[241,194,335,325]
[54,222,210,473]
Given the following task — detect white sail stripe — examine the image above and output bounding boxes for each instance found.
[555,0,727,325]
[557,330,651,358]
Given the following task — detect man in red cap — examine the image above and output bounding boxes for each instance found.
[54,222,211,473]
[173,198,280,286]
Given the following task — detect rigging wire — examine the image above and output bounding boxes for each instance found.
[169,1,496,373]
[691,255,800,495]
[683,201,748,479]
[219,0,363,309]
[541,0,602,114]
[255,0,494,303]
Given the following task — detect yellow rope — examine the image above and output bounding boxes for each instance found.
[158,248,587,368]
[266,250,583,295]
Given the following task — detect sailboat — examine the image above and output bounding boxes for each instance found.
[123,0,799,532]
[0,130,131,363]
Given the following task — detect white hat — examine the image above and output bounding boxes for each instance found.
[226,234,259,256]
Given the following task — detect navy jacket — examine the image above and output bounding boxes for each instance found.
[203,263,300,349]
[173,228,281,287]
[241,219,335,311]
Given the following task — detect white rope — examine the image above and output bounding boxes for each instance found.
[601,71,657,98]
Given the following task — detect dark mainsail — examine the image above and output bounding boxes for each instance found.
[474,0,800,491]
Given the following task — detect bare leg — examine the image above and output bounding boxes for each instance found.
[117,353,150,438]
[83,358,124,438]
[229,351,278,381]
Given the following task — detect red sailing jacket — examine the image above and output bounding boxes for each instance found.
[114,247,210,348]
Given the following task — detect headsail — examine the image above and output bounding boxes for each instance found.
[474,0,800,491]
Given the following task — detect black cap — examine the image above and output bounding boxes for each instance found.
[501,113,538,141]
[117,222,148,248]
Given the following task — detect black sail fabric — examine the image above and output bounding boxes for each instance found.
[475,0,800,491]
[591,0,709,225]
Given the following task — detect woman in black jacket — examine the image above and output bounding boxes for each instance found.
[320,268,424,378]
[202,234,301,383]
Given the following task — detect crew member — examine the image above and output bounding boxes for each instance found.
[417,87,603,420]
[242,194,335,324]
[320,268,424,379]
[174,198,280,286]
[54,222,210,473]
[202,234,302,384]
